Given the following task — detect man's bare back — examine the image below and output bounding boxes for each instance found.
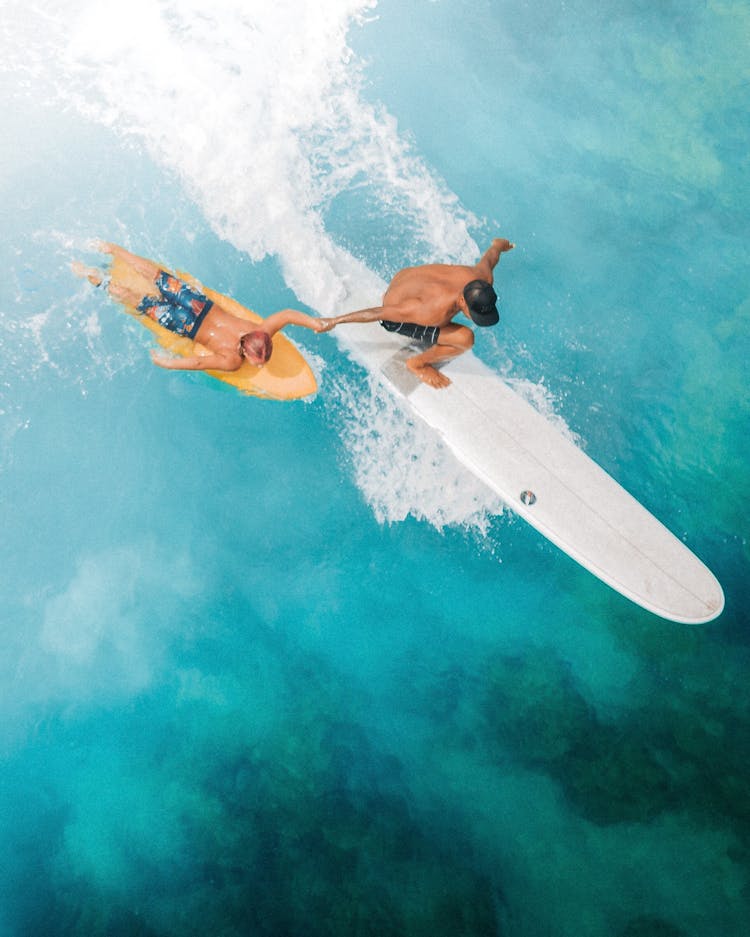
[383,264,477,325]
[322,237,514,388]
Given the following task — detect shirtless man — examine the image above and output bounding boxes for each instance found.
[74,243,329,373]
[321,237,515,388]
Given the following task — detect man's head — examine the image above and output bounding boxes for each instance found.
[462,279,499,327]
[239,330,273,365]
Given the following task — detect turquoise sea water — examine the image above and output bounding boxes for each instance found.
[1,1,749,935]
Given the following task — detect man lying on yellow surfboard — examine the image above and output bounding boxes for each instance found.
[74,242,332,374]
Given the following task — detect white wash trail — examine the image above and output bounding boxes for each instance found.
[2,0,522,529]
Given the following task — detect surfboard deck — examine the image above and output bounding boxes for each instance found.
[108,253,317,400]
[337,323,725,624]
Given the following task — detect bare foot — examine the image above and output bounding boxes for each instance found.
[71,261,104,287]
[406,359,451,389]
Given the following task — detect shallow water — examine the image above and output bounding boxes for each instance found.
[1,1,749,935]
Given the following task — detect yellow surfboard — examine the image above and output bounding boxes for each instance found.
[108,252,317,400]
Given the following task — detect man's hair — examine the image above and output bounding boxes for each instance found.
[240,330,273,363]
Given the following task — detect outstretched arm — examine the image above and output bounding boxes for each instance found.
[319,300,425,329]
[322,306,385,327]
[473,237,515,283]
[262,308,333,336]
[150,350,241,372]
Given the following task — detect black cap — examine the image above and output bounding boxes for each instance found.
[463,279,499,326]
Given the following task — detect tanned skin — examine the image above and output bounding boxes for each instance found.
[319,237,514,388]
[73,242,331,372]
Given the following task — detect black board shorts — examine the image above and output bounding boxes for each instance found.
[380,320,440,345]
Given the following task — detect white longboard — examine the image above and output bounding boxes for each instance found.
[338,323,725,624]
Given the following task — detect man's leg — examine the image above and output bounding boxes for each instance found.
[107,282,154,307]
[74,259,160,314]
[405,323,474,389]
[98,242,161,283]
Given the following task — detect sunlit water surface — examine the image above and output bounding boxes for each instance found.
[1,2,749,935]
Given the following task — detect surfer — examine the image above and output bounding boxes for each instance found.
[320,237,515,388]
[73,243,330,373]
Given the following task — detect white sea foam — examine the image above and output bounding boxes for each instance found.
[329,370,505,529]
[1,0,564,531]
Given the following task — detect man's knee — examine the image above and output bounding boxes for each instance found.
[443,325,474,351]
